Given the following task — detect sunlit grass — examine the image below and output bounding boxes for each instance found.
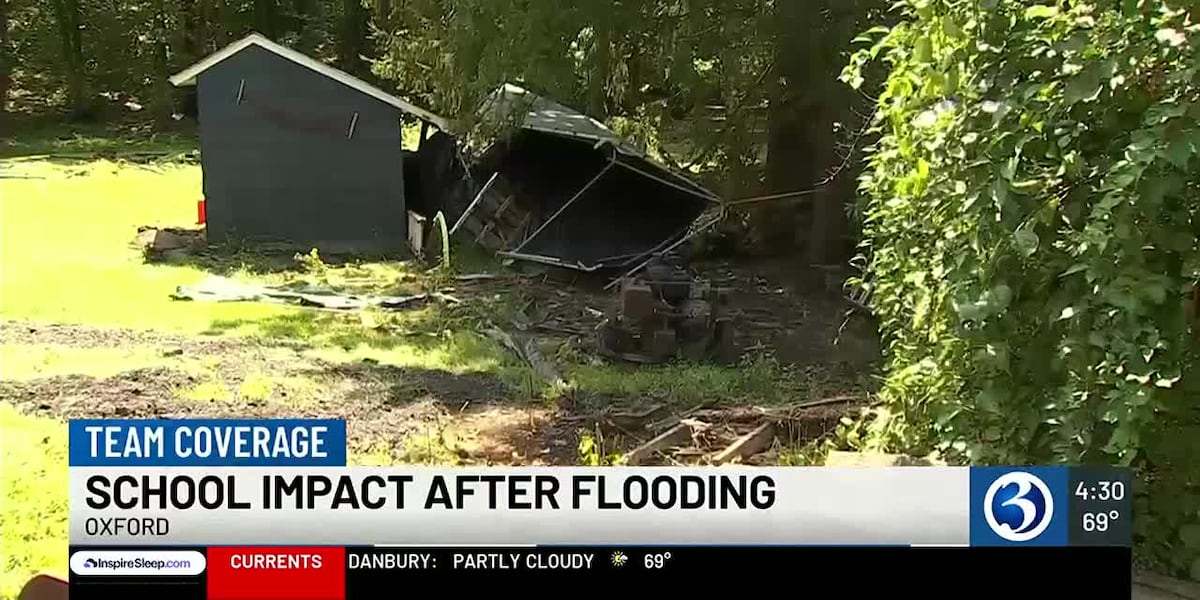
[0,344,173,380]
[0,160,289,332]
[0,406,69,598]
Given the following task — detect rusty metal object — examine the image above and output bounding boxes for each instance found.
[597,251,737,364]
[18,575,68,600]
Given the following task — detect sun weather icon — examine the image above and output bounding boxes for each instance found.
[610,551,628,567]
[984,471,1055,542]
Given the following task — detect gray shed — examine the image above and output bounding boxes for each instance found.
[169,33,451,253]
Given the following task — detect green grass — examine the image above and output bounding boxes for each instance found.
[0,405,69,598]
[0,344,175,380]
[0,134,814,593]
[0,160,289,330]
[0,159,521,375]
[0,119,199,159]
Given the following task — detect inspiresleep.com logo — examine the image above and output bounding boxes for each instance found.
[70,550,207,576]
[969,467,1067,546]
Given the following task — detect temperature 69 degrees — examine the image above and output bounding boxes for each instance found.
[1082,510,1120,532]
[643,552,673,569]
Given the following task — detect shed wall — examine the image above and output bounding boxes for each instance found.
[195,45,406,251]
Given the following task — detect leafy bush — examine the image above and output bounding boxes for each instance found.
[845,0,1200,577]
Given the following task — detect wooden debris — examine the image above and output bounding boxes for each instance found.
[711,422,776,465]
[1134,572,1200,600]
[484,326,564,386]
[824,451,942,467]
[603,404,667,431]
[455,273,502,282]
[624,423,695,466]
[645,401,714,433]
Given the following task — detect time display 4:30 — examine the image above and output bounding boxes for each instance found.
[1075,480,1126,501]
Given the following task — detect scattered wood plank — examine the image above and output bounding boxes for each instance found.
[824,451,943,467]
[603,404,667,431]
[624,423,695,466]
[1134,572,1200,600]
[711,422,776,464]
[455,273,502,282]
[484,326,564,386]
[825,451,910,467]
[645,401,715,433]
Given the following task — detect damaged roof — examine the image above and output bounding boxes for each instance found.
[169,33,451,131]
[479,83,720,202]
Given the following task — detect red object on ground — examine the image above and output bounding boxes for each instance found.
[17,575,68,600]
[197,199,207,225]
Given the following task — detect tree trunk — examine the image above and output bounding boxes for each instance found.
[196,0,210,52]
[588,15,611,116]
[0,0,10,119]
[803,2,866,266]
[293,0,319,54]
[339,0,369,76]
[178,0,201,118]
[254,0,278,38]
[51,0,88,118]
[757,0,857,265]
[374,0,390,30]
[755,0,818,254]
[151,0,174,123]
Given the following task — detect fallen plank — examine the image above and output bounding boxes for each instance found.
[1135,572,1200,600]
[824,451,941,467]
[455,273,503,282]
[709,396,858,423]
[624,423,694,466]
[484,326,564,386]
[603,404,668,431]
[646,401,715,433]
[711,422,776,465]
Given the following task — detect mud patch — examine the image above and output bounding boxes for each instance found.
[0,363,580,465]
[2,320,248,354]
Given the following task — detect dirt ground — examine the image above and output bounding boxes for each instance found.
[1,259,878,466]
[1,320,578,464]
[463,257,879,368]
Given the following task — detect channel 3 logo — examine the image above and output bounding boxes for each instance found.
[983,471,1054,542]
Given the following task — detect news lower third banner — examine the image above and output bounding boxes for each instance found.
[68,418,1134,547]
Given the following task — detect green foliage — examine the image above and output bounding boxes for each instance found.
[845,0,1200,577]
[374,0,840,190]
[577,430,620,466]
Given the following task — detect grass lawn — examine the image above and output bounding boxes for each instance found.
[0,139,854,593]
[0,157,510,595]
[0,405,69,598]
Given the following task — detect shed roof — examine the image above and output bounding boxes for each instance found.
[169,33,451,131]
[479,83,719,202]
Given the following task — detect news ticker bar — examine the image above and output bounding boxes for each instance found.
[69,545,1132,598]
[69,465,1134,547]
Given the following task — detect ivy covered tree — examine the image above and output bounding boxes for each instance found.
[844,0,1200,578]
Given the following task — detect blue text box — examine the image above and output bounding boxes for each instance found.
[69,419,346,466]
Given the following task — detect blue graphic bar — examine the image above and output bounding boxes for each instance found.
[69,419,346,466]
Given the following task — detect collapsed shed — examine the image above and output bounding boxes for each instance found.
[169,33,453,253]
[440,84,721,272]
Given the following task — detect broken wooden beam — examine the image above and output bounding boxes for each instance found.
[711,422,776,465]
[603,404,668,431]
[824,451,943,467]
[1134,572,1200,600]
[624,423,694,466]
[484,326,564,386]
